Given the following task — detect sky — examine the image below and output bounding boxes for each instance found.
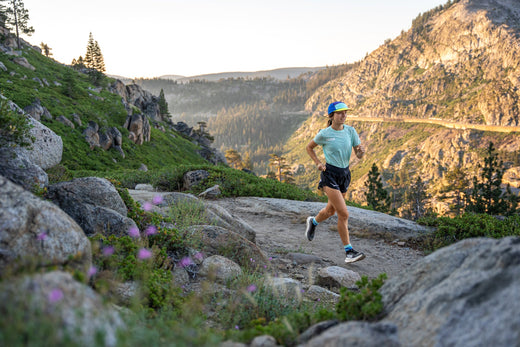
[21,0,447,78]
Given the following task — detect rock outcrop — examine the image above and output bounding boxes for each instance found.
[46,177,137,237]
[380,236,520,347]
[0,176,92,275]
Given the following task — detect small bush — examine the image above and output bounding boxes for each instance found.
[418,213,520,250]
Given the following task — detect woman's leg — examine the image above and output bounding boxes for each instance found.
[320,186,350,246]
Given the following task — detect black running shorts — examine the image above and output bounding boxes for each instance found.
[318,163,351,193]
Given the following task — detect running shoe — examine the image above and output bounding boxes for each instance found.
[305,216,316,241]
[345,248,365,263]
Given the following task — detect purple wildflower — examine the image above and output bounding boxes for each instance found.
[128,226,140,238]
[145,225,157,235]
[142,202,153,211]
[37,232,47,241]
[235,325,239,330]
[88,266,97,278]
[48,288,64,303]
[179,257,194,268]
[246,284,257,293]
[152,195,163,205]
[138,248,152,260]
[102,246,114,256]
[193,252,204,261]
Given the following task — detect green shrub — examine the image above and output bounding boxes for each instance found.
[0,98,34,149]
[336,273,387,321]
[418,213,520,250]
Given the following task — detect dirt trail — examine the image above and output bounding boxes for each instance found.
[213,197,424,282]
[128,190,425,283]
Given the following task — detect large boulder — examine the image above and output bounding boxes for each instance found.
[0,271,125,346]
[0,176,91,274]
[46,177,137,237]
[380,237,520,347]
[303,321,400,347]
[0,106,62,190]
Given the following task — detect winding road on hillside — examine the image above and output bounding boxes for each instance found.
[346,116,520,133]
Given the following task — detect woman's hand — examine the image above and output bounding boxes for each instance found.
[354,145,365,159]
[317,162,326,171]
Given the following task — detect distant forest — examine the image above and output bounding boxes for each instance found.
[133,64,356,174]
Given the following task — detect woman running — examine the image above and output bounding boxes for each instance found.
[305,101,366,263]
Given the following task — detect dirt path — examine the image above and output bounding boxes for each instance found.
[129,190,425,283]
[214,197,425,282]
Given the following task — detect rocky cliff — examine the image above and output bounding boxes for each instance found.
[305,0,520,127]
[287,0,520,215]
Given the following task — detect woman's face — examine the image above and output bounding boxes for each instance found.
[332,110,347,124]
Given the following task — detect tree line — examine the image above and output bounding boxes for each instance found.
[364,141,519,219]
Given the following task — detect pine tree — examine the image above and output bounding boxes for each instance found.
[39,42,52,57]
[1,0,34,49]
[466,141,518,215]
[225,149,242,169]
[442,167,469,215]
[158,89,170,116]
[84,32,96,69]
[364,163,391,212]
[269,154,290,182]
[405,175,429,221]
[93,40,105,72]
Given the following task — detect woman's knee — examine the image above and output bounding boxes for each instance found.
[337,209,349,220]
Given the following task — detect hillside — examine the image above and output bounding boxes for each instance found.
[0,26,211,174]
[286,0,520,215]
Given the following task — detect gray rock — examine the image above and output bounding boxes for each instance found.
[0,176,91,274]
[204,200,256,242]
[297,320,339,345]
[183,170,209,189]
[47,177,136,237]
[0,153,48,190]
[198,184,221,199]
[304,285,340,304]
[13,56,35,70]
[135,183,155,191]
[23,98,53,121]
[0,271,125,347]
[57,115,75,129]
[0,61,6,71]
[267,277,303,298]
[380,237,520,347]
[250,335,279,347]
[317,266,361,290]
[198,255,242,284]
[12,115,63,170]
[187,225,269,271]
[303,321,400,347]
[83,121,100,149]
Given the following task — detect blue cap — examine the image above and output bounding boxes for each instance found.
[327,101,349,115]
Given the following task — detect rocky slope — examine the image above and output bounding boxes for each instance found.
[305,0,520,127]
[286,0,520,214]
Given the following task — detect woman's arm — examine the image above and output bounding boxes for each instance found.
[306,140,326,171]
[354,144,365,159]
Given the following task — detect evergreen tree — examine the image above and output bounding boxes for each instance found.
[39,42,52,57]
[93,40,105,72]
[442,167,469,215]
[225,149,242,169]
[402,175,429,221]
[269,154,290,182]
[158,89,170,116]
[84,32,96,69]
[364,163,390,212]
[466,141,518,215]
[1,0,34,49]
